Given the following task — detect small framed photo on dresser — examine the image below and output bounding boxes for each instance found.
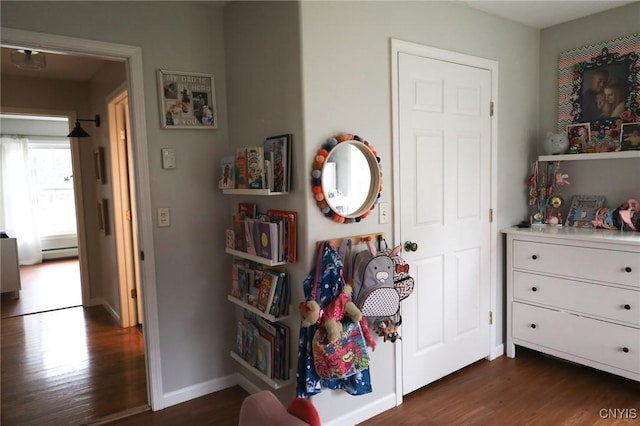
[565,195,605,228]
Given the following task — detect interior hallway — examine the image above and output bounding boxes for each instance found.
[1,259,148,425]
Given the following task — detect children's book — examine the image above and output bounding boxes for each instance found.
[256,270,278,313]
[235,319,246,356]
[235,148,248,189]
[246,146,265,189]
[255,336,272,377]
[218,155,235,189]
[232,214,245,252]
[256,221,278,261]
[263,134,290,193]
[238,202,257,219]
[266,209,297,263]
[230,264,240,298]
[226,229,235,250]
[244,219,257,256]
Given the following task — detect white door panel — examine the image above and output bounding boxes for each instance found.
[400,52,492,395]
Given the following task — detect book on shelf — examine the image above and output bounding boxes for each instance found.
[263,134,291,193]
[255,335,272,377]
[218,155,235,189]
[235,148,248,189]
[266,209,297,263]
[226,229,235,250]
[256,220,278,261]
[267,270,287,317]
[235,319,246,357]
[232,214,245,252]
[244,219,257,256]
[243,321,259,367]
[256,270,279,313]
[238,202,257,219]
[246,146,265,189]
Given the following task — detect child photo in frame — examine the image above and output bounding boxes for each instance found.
[567,123,591,153]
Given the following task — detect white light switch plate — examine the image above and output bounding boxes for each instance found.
[157,207,170,227]
[162,148,176,169]
[379,202,390,224]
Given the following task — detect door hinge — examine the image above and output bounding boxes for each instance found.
[489,311,493,325]
[131,288,137,299]
[140,250,145,261]
[490,101,494,116]
[489,208,494,223]
[125,209,132,221]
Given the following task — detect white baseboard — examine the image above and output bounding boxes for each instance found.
[234,373,263,395]
[490,343,505,360]
[323,392,397,426]
[160,374,238,409]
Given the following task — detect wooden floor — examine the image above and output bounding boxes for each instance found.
[109,347,639,426]
[1,260,148,426]
[1,258,82,318]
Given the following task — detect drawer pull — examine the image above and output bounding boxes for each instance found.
[624,304,631,310]
[530,324,537,329]
[531,255,538,260]
[625,266,632,273]
[622,347,629,353]
[531,287,537,292]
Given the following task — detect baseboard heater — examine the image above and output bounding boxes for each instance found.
[42,247,79,260]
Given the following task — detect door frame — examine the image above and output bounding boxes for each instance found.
[1,27,163,409]
[107,85,141,327]
[391,39,500,405]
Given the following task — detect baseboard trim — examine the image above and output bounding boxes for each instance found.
[324,392,397,426]
[160,374,238,409]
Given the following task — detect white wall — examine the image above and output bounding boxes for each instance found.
[298,1,539,423]
[1,0,235,401]
[539,2,640,209]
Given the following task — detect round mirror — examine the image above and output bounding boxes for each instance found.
[311,133,382,223]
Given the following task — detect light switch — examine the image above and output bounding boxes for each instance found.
[157,207,170,227]
[162,148,176,169]
[379,202,390,224]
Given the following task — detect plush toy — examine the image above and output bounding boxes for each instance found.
[592,199,640,231]
[299,283,363,341]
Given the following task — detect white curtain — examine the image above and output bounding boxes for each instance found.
[0,136,43,265]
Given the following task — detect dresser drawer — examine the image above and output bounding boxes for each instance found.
[513,272,640,326]
[512,302,640,374]
[512,240,640,288]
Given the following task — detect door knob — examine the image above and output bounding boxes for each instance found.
[404,241,418,252]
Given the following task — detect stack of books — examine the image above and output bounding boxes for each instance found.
[235,313,290,380]
[230,261,290,318]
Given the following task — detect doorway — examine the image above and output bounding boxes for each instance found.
[391,40,499,397]
[1,27,162,415]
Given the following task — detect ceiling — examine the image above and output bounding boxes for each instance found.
[461,0,636,30]
[1,1,635,81]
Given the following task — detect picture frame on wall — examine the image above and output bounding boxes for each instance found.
[565,194,605,228]
[620,122,640,151]
[557,33,640,153]
[566,122,591,153]
[94,147,106,184]
[157,69,217,129]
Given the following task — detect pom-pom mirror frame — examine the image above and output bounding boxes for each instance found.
[311,133,382,223]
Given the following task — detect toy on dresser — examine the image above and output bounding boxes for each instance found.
[592,199,640,231]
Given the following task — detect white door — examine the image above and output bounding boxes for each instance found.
[398,52,492,395]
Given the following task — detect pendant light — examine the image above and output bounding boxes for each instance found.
[68,115,101,138]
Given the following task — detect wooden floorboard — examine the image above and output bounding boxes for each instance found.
[1,259,147,426]
[107,347,639,425]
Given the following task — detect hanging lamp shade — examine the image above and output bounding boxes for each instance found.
[10,49,46,71]
[67,115,100,138]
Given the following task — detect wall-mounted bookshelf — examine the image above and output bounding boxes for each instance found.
[230,351,293,390]
[539,151,640,162]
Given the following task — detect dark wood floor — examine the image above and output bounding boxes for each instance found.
[108,346,639,425]
[1,260,148,426]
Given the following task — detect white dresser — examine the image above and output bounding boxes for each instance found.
[503,226,640,382]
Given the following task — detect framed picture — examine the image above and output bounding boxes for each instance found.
[620,122,640,151]
[94,147,106,184]
[565,195,605,228]
[566,123,591,153]
[157,69,217,129]
[557,33,640,153]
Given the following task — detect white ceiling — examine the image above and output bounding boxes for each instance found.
[1,1,635,81]
[461,0,636,30]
